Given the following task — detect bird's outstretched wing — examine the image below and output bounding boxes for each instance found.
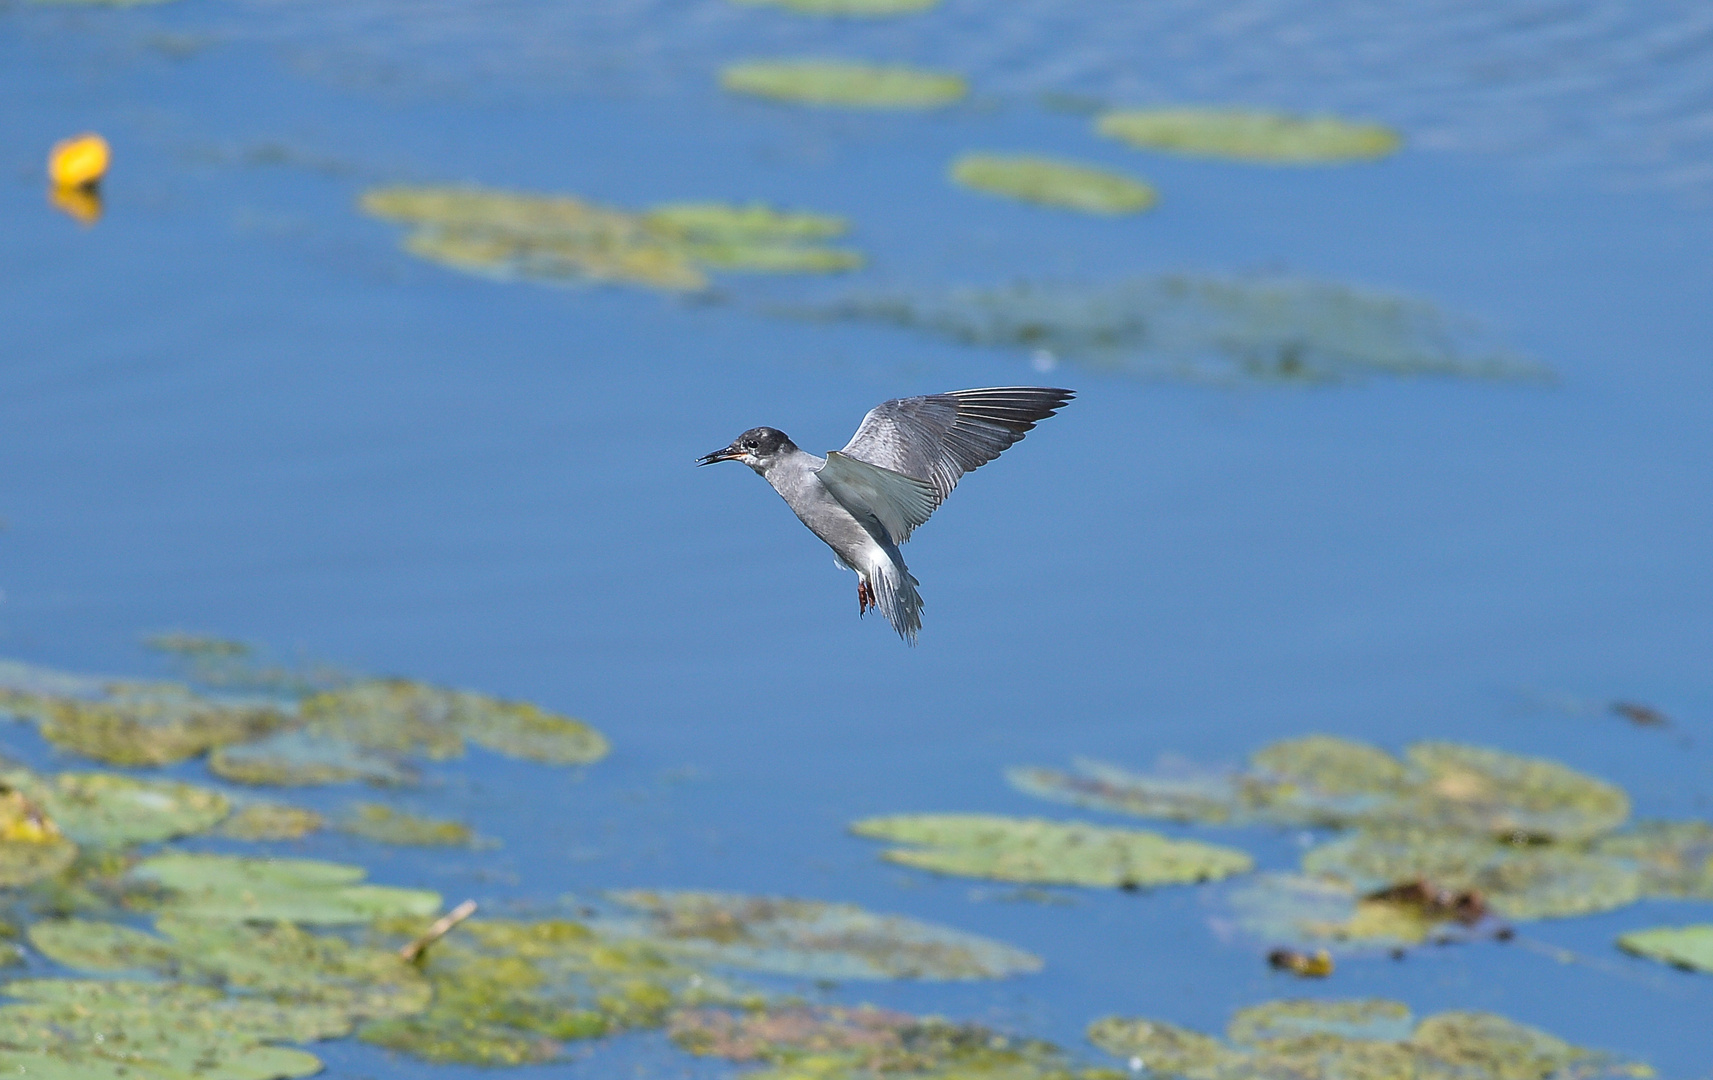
[834,387,1073,538]
[816,452,938,547]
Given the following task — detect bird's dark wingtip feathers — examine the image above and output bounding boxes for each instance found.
[946,386,1076,432]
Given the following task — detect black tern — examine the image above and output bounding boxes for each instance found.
[699,387,1073,643]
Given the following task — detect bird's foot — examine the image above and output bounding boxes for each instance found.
[857,579,875,614]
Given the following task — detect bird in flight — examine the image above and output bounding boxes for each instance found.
[698,387,1073,643]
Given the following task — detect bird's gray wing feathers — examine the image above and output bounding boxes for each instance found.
[839,387,1074,508]
[816,451,939,546]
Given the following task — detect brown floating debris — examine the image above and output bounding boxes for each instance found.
[1364,879,1489,926]
[1610,702,1670,727]
[1267,947,1333,977]
[401,899,478,962]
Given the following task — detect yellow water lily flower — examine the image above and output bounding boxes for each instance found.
[48,133,111,189]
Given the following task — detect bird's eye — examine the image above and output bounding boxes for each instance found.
[743,440,756,450]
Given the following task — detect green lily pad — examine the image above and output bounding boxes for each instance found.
[950,154,1157,214]
[802,277,1546,385]
[720,60,967,108]
[1008,760,1247,824]
[359,916,758,1065]
[1095,108,1401,163]
[1088,1001,1643,1080]
[132,853,442,923]
[605,890,1042,980]
[731,0,939,14]
[1301,829,1641,920]
[0,979,343,1080]
[0,838,80,889]
[33,773,229,847]
[850,814,1253,887]
[444,696,609,766]
[341,803,473,846]
[219,803,325,841]
[1595,821,1713,898]
[1617,924,1713,973]
[1,681,287,768]
[364,188,859,292]
[29,919,179,972]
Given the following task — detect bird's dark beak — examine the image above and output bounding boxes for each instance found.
[698,445,742,466]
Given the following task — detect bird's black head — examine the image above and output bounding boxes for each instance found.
[697,426,797,471]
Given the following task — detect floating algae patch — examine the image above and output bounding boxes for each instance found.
[950,154,1156,215]
[1302,828,1641,920]
[1095,108,1401,164]
[29,916,432,1019]
[850,815,1253,888]
[30,772,229,847]
[143,633,345,696]
[1595,820,1713,898]
[1009,759,1248,824]
[209,729,415,786]
[364,187,860,291]
[1617,924,1713,973]
[341,803,473,846]
[720,60,967,108]
[802,277,1544,385]
[1014,738,1627,840]
[732,0,939,14]
[1088,1000,1644,1080]
[208,679,607,785]
[0,979,341,1080]
[674,1004,1122,1080]
[359,916,759,1065]
[605,890,1041,980]
[0,672,288,768]
[219,802,325,841]
[132,853,441,923]
[1403,742,1630,842]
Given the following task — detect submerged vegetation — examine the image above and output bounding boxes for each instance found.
[1095,108,1402,163]
[949,154,1157,214]
[798,277,1547,384]
[363,186,862,290]
[720,60,967,108]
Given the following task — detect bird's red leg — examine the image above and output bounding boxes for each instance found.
[857,579,875,614]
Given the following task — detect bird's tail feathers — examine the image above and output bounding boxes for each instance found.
[870,557,923,645]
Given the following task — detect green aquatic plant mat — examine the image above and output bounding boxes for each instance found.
[802,277,1545,385]
[358,915,759,1065]
[850,814,1253,887]
[1095,108,1401,163]
[604,890,1041,979]
[340,803,473,846]
[218,802,325,841]
[731,0,939,14]
[364,187,860,291]
[209,729,415,786]
[673,1003,1123,1080]
[1015,737,1628,841]
[1088,999,1647,1080]
[720,60,966,108]
[1617,924,1713,973]
[131,853,442,923]
[1594,820,1713,898]
[29,772,229,847]
[1,674,287,768]
[950,154,1156,214]
[0,979,341,1080]
[29,917,431,1018]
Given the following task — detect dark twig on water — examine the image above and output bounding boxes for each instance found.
[401,899,477,962]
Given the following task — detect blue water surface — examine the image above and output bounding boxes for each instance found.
[3,0,1712,1073]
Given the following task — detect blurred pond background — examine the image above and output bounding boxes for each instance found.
[3,0,1712,1075]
